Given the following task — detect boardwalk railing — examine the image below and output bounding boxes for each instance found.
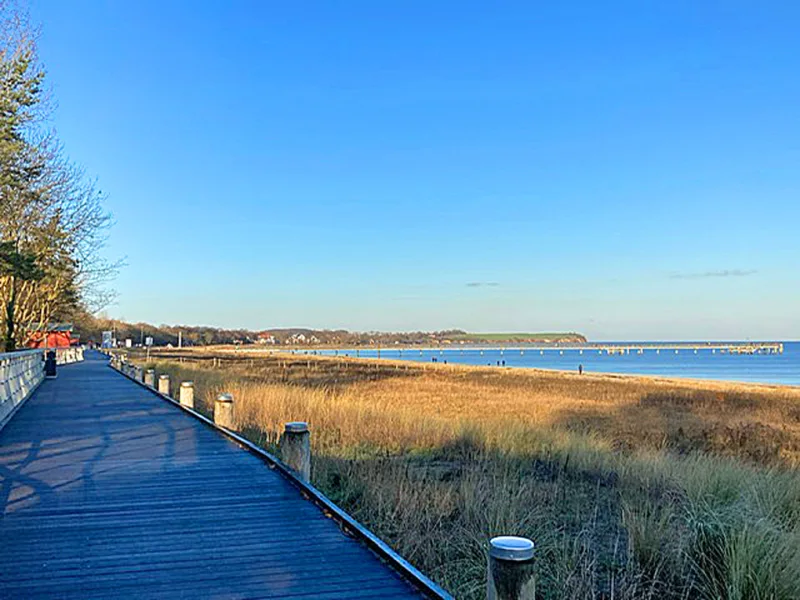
[0,346,85,429]
[55,346,85,365]
[0,350,43,428]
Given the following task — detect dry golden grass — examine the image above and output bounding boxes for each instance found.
[152,348,800,465]
[137,349,800,599]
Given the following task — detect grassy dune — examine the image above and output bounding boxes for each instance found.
[140,349,800,599]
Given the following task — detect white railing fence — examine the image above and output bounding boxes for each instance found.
[0,346,85,428]
[56,346,84,365]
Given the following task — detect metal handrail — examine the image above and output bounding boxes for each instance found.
[0,348,45,360]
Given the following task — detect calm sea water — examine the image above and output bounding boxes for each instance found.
[311,342,800,386]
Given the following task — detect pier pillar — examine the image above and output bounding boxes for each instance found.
[214,393,235,430]
[144,369,155,387]
[281,421,311,482]
[179,381,194,408]
[487,536,535,600]
[158,374,170,396]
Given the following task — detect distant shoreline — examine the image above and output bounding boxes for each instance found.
[172,344,799,390]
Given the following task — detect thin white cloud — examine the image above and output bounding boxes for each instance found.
[670,269,758,280]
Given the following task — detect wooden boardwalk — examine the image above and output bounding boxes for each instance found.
[0,352,432,599]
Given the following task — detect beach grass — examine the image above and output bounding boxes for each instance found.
[135,349,800,599]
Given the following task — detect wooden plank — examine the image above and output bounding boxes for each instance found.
[0,352,427,599]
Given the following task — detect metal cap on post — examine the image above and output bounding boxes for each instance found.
[487,536,535,600]
[214,393,234,429]
[144,369,155,387]
[281,421,311,482]
[158,374,170,396]
[179,381,194,409]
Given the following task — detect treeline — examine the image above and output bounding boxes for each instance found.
[0,5,116,351]
[73,315,584,347]
[72,314,470,347]
[75,314,255,347]
[261,328,469,346]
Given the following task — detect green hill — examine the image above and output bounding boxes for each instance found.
[450,332,587,343]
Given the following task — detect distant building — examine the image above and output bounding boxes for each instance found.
[257,333,278,345]
[27,324,80,349]
[101,331,113,348]
[289,333,307,344]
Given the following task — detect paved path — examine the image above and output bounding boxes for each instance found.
[0,352,427,599]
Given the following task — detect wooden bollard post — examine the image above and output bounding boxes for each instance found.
[158,374,170,396]
[135,366,144,382]
[487,536,535,600]
[281,422,311,482]
[144,369,155,387]
[179,381,194,408]
[214,393,234,429]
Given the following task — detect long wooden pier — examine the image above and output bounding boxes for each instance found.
[0,351,447,599]
[290,342,785,357]
[488,342,786,355]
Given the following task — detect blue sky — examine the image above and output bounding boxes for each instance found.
[30,1,800,340]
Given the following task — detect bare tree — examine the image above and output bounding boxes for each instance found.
[0,3,118,350]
